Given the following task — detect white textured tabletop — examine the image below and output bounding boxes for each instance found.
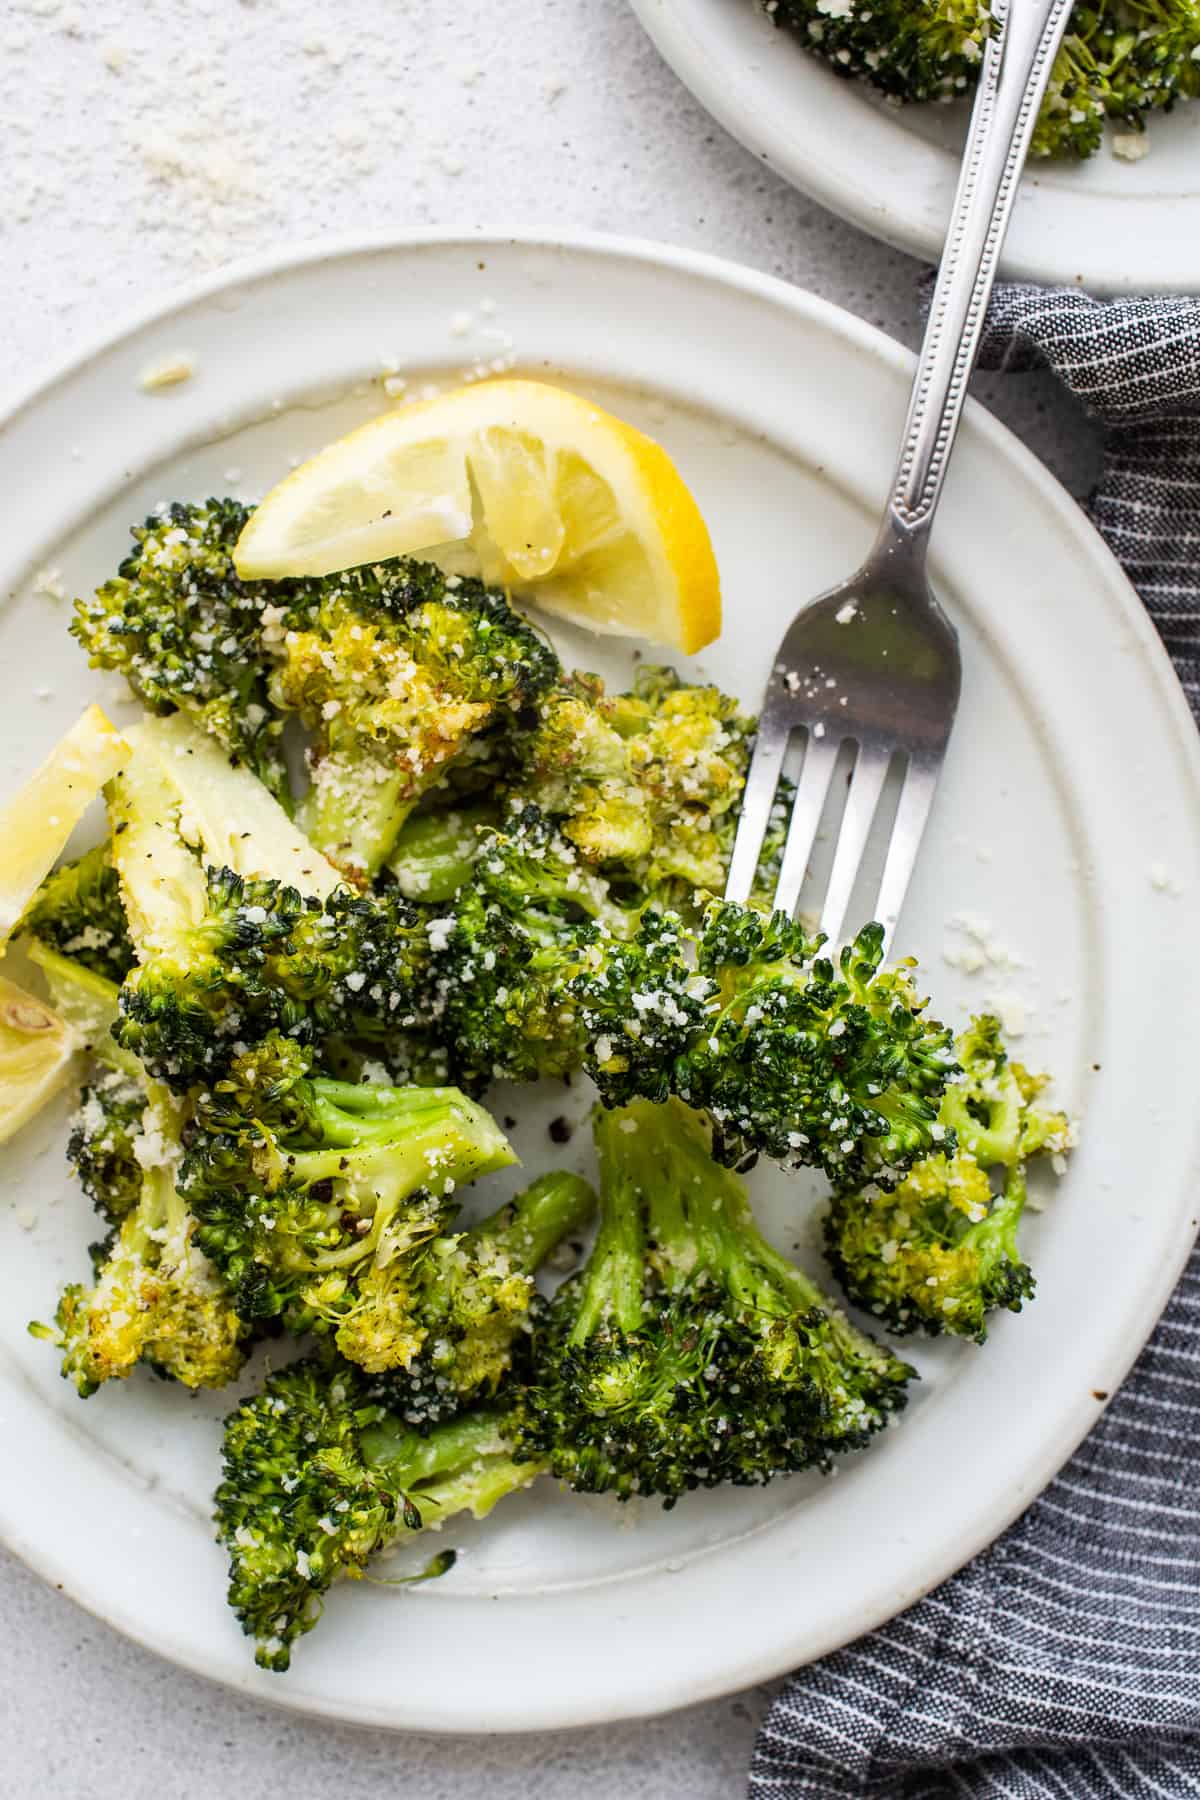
[2,1,1098,1794]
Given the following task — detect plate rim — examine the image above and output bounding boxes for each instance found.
[2,225,1199,1734]
[627,0,1200,295]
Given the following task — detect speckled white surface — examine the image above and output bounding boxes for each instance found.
[2,0,1100,1792]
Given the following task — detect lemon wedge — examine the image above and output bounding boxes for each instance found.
[0,706,128,945]
[0,975,78,1145]
[234,379,721,654]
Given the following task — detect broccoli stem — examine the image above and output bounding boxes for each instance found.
[360,1406,543,1530]
[298,749,417,884]
[573,1119,647,1341]
[472,1171,595,1274]
[388,803,497,902]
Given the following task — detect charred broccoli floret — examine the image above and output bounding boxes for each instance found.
[824,1015,1074,1341]
[520,667,751,905]
[270,560,558,881]
[517,1099,913,1504]
[22,841,135,983]
[71,501,295,799]
[181,1044,516,1353]
[359,1170,595,1421]
[579,905,958,1187]
[31,1081,248,1395]
[215,1352,539,1670]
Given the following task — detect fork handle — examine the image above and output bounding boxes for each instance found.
[877,0,1075,560]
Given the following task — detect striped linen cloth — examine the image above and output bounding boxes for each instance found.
[749,287,1200,1799]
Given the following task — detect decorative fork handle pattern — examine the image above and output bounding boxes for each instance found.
[883,0,1075,547]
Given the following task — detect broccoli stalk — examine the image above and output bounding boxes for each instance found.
[215,1353,540,1670]
[823,1015,1075,1341]
[518,1099,913,1505]
[387,802,499,902]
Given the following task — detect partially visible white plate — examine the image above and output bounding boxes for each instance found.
[1,231,1198,1733]
[630,0,1200,292]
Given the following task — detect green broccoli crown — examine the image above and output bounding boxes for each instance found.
[519,667,752,906]
[476,802,640,937]
[429,881,595,1090]
[71,500,295,799]
[363,1170,596,1425]
[680,908,958,1185]
[215,1351,538,1670]
[577,905,956,1186]
[182,1054,516,1352]
[67,1071,146,1226]
[824,1015,1074,1342]
[273,559,559,880]
[115,868,431,1090]
[518,1099,913,1505]
[574,907,713,1105]
[22,841,135,984]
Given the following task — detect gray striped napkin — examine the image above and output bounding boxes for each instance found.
[749,287,1200,1800]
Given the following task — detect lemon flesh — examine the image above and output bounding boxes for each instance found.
[0,975,78,1146]
[0,705,128,945]
[234,379,721,655]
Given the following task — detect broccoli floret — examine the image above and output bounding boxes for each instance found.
[67,1070,145,1225]
[770,0,1200,161]
[22,841,135,983]
[579,905,958,1187]
[116,864,431,1091]
[824,1015,1075,1342]
[356,1170,596,1421]
[71,501,295,800]
[387,802,500,903]
[269,560,558,881]
[31,1082,248,1395]
[517,1099,913,1504]
[520,667,752,906]
[106,721,424,1089]
[181,1047,516,1350]
[215,1352,539,1670]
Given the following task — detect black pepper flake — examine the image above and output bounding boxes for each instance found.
[548,1116,573,1145]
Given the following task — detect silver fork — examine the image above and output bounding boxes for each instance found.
[725,0,1075,956]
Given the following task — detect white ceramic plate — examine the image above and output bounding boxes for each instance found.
[630,0,1200,293]
[1,231,1198,1734]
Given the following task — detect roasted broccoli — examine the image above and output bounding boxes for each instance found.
[31,1076,249,1395]
[22,841,135,983]
[358,1170,596,1421]
[520,666,752,905]
[71,501,295,800]
[824,1015,1075,1341]
[580,905,958,1187]
[215,1352,539,1669]
[770,0,1200,162]
[269,559,558,881]
[105,718,426,1089]
[518,1099,913,1504]
[181,1043,517,1354]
